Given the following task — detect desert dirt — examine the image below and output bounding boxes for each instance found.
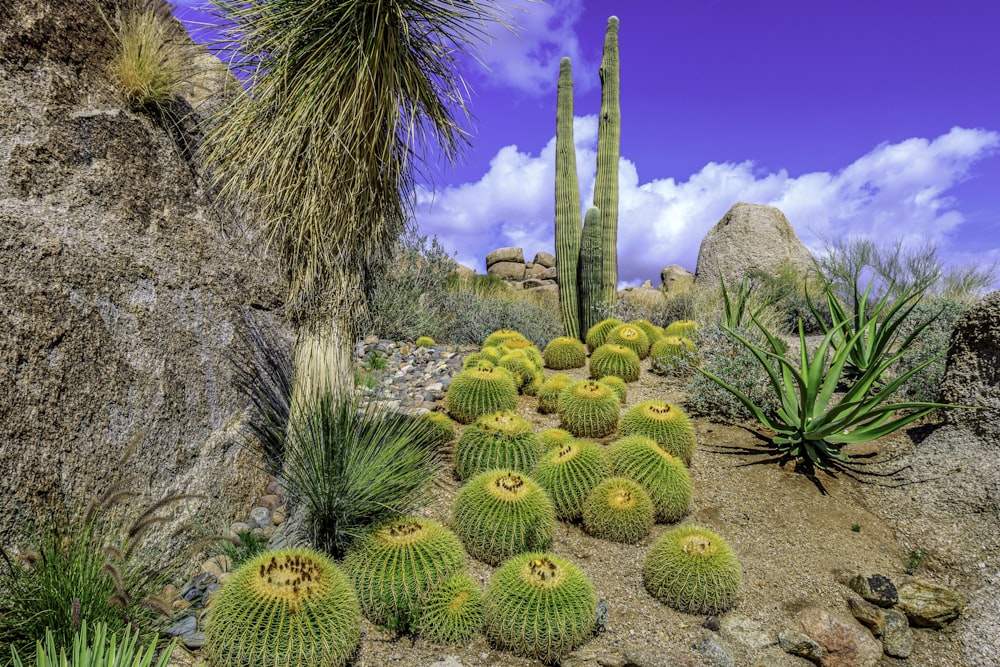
[171,347,985,667]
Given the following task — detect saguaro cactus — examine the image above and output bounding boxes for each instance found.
[578,206,603,337]
[594,16,620,308]
[555,57,583,340]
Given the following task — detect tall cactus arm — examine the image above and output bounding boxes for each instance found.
[594,16,620,309]
[579,206,604,336]
[555,57,583,340]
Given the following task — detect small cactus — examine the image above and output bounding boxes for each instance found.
[608,435,692,523]
[582,476,654,544]
[499,339,544,368]
[597,375,627,404]
[203,548,360,667]
[417,572,483,644]
[630,319,662,345]
[649,335,698,376]
[414,336,436,348]
[619,400,697,465]
[498,350,540,393]
[663,319,699,338]
[446,366,519,424]
[478,346,504,364]
[343,517,466,630]
[537,427,575,450]
[558,380,620,438]
[419,411,455,447]
[451,470,555,566]
[483,553,597,664]
[483,329,527,348]
[533,439,610,520]
[461,352,489,370]
[589,343,641,382]
[643,524,741,615]
[523,368,546,397]
[605,324,651,359]
[537,373,575,414]
[454,411,541,480]
[585,317,623,352]
[543,337,588,370]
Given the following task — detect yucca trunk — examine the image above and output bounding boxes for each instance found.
[555,57,583,340]
[594,16,620,308]
[290,319,355,415]
[579,206,603,335]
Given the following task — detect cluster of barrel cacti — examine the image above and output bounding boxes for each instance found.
[555,18,621,341]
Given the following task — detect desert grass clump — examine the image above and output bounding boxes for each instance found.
[598,375,627,404]
[558,380,621,438]
[650,335,699,377]
[483,553,597,664]
[446,366,519,424]
[543,337,588,370]
[416,572,483,644]
[589,343,641,382]
[619,400,697,465]
[537,373,575,414]
[533,439,611,521]
[435,292,565,349]
[282,393,440,557]
[454,411,541,480]
[605,324,651,359]
[204,548,360,667]
[451,471,555,566]
[608,435,692,523]
[585,317,623,352]
[343,517,466,630]
[582,477,655,544]
[643,525,741,615]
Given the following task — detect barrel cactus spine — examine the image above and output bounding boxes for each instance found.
[420,411,455,447]
[416,572,483,644]
[543,336,588,370]
[537,373,575,414]
[608,435,692,523]
[483,552,597,664]
[582,476,654,544]
[498,350,540,393]
[454,410,541,480]
[446,366,518,424]
[605,323,651,359]
[533,439,610,520]
[558,379,620,438]
[451,470,555,566]
[585,317,623,352]
[630,319,662,344]
[343,517,466,630]
[643,524,742,615]
[499,339,544,368]
[203,548,360,667]
[619,400,697,465]
[589,343,641,382]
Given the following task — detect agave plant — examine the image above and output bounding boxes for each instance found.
[806,278,939,385]
[11,622,173,667]
[698,313,961,474]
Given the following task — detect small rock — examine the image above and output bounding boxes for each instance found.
[796,607,882,667]
[229,521,251,536]
[271,506,287,525]
[165,614,197,637]
[428,657,462,667]
[201,555,231,576]
[720,612,774,649]
[693,633,734,666]
[702,616,721,632]
[778,630,823,662]
[596,655,627,667]
[847,574,898,607]
[249,506,273,526]
[622,648,700,667]
[896,579,966,629]
[846,595,885,636]
[257,494,281,510]
[881,609,913,658]
[182,631,206,649]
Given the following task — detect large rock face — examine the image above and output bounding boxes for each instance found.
[940,290,1000,445]
[694,202,816,289]
[0,0,282,544]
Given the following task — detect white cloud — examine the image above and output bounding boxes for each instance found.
[472,0,591,95]
[414,126,1000,285]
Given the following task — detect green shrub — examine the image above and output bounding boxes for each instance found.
[446,366,519,424]
[434,293,563,349]
[0,486,197,663]
[483,553,597,663]
[608,435,692,522]
[589,343,641,382]
[416,572,483,644]
[454,411,541,480]
[643,525,741,615]
[204,548,360,667]
[11,622,174,667]
[542,337,588,370]
[682,324,781,422]
[451,471,555,566]
[343,518,466,630]
[558,380,621,438]
[892,298,968,402]
[282,393,440,557]
[533,439,610,521]
[582,477,655,544]
[445,273,511,299]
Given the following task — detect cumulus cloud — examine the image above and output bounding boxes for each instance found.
[414,126,1000,285]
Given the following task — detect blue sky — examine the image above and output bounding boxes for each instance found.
[172,1,1000,287]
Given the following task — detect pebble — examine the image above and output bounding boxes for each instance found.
[355,338,466,412]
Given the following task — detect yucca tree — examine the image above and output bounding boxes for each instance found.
[204,0,508,405]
